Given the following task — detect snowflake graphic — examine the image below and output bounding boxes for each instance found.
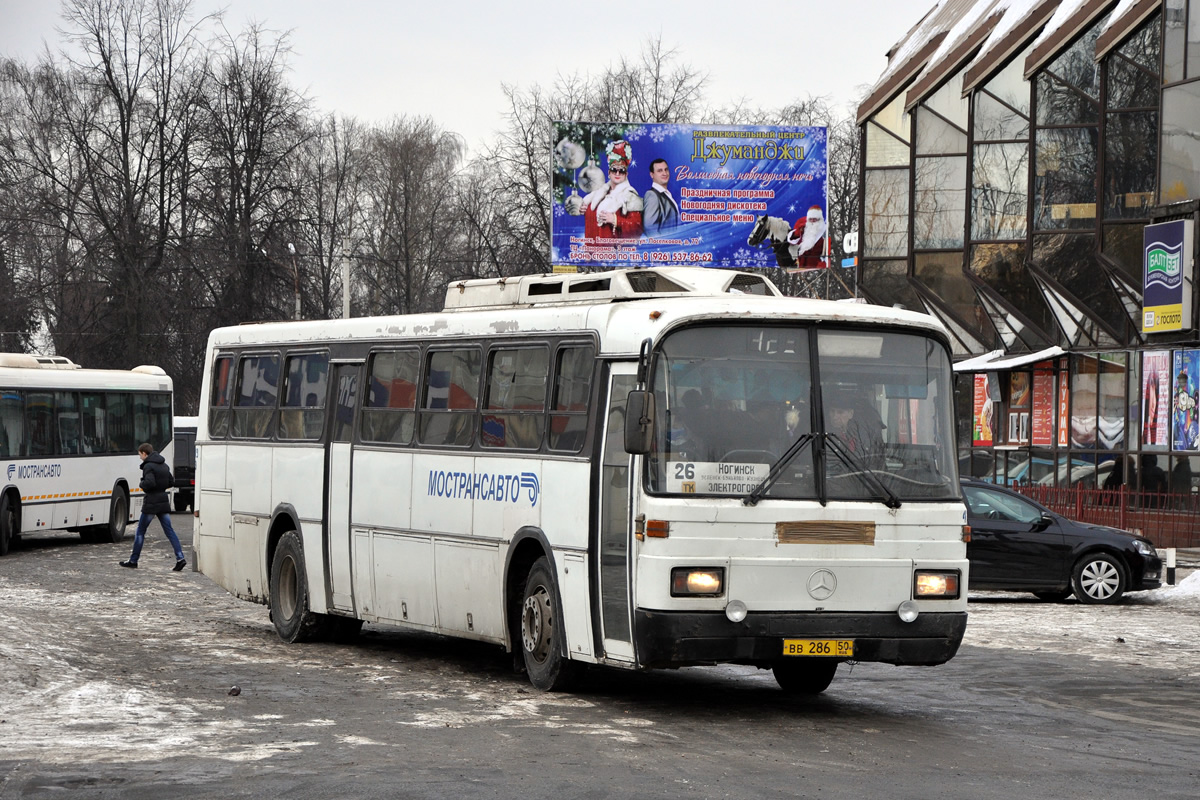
[732,248,756,267]
[553,204,565,218]
[808,128,828,145]
[624,126,647,142]
[649,126,669,143]
[808,160,828,181]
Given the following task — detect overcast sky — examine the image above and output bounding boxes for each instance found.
[1,1,921,154]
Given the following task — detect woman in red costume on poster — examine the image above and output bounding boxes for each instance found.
[583,139,643,239]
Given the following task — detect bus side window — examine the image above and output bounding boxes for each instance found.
[419,348,480,447]
[80,392,105,454]
[149,393,171,452]
[232,354,280,439]
[549,345,595,452]
[56,391,80,456]
[0,389,25,457]
[106,393,136,452]
[209,356,234,438]
[362,350,419,445]
[279,352,329,441]
[482,346,548,450]
[26,391,55,456]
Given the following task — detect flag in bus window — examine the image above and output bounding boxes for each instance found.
[428,369,450,409]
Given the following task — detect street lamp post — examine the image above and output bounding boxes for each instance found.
[287,242,301,321]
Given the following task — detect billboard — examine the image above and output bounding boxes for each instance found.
[551,121,828,270]
[1141,350,1170,449]
[1172,349,1200,451]
[1142,219,1194,333]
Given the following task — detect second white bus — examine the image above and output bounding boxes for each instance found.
[0,354,174,555]
[194,267,968,694]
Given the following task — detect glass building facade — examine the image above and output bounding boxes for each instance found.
[857,0,1200,496]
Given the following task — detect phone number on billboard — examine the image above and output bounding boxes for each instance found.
[650,251,713,263]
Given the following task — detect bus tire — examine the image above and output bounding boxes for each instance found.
[173,493,188,513]
[773,658,838,695]
[519,557,577,692]
[0,493,16,556]
[269,531,324,643]
[105,490,129,544]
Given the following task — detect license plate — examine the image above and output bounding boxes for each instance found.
[782,639,854,657]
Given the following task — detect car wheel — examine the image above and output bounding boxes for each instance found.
[269,531,325,643]
[1072,553,1127,604]
[1032,589,1072,602]
[773,658,838,695]
[519,556,578,692]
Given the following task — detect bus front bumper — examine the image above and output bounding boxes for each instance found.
[633,609,967,668]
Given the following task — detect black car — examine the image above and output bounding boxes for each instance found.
[961,479,1162,604]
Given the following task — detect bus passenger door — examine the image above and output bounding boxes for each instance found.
[326,363,360,612]
[598,366,637,662]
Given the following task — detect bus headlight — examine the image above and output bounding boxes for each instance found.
[671,567,724,597]
[914,570,960,599]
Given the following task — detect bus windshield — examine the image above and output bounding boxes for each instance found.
[647,324,959,503]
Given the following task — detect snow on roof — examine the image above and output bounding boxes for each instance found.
[968,0,1051,70]
[1102,0,1144,32]
[1031,0,1093,48]
[921,0,1008,77]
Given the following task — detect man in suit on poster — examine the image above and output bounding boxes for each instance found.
[643,158,679,236]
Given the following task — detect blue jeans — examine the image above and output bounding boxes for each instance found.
[129,512,184,564]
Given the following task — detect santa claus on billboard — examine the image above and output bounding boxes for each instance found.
[787,205,829,268]
[583,139,643,240]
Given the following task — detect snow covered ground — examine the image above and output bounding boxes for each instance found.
[964,567,1200,679]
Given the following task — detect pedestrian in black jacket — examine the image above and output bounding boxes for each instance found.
[120,443,186,571]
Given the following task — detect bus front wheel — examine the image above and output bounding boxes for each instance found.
[269,531,324,643]
[519,557,577,692]
[773,658,838,695]
[105,490,128,544]
[0,493,16,556]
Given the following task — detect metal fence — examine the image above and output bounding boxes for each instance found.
[1017,485,1200,549]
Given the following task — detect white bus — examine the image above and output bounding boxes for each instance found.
[194,267,967,694]
[0,354,174,555]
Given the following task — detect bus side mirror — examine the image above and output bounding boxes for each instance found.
[624,391,655,455]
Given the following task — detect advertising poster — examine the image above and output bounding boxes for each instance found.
[551,121,828,270]
[1031,365,1055,447]
[1142,219,1194,333]
[1007,371,1030,445]
[1171,349,1200,451]
[973,373,993,447]
[1057,370,1070,448]
[1141,350,1170,450]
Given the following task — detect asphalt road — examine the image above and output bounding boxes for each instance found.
[1,516,1197,800]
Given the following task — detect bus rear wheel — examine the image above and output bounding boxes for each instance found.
[269,531,325,643]
[519,557,577,692]
[0,493,16,556]
[105,490,128,544]
[773,658,838,695]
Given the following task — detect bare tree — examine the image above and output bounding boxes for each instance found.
[194,20,310,327]
[291,112,363,319]
[356,117,465,315]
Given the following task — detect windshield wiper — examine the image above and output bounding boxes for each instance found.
[743,433,814,507]
[824,435,902,509]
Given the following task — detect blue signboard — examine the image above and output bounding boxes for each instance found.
[551,122,828,270]
[1143,219,1194,333]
